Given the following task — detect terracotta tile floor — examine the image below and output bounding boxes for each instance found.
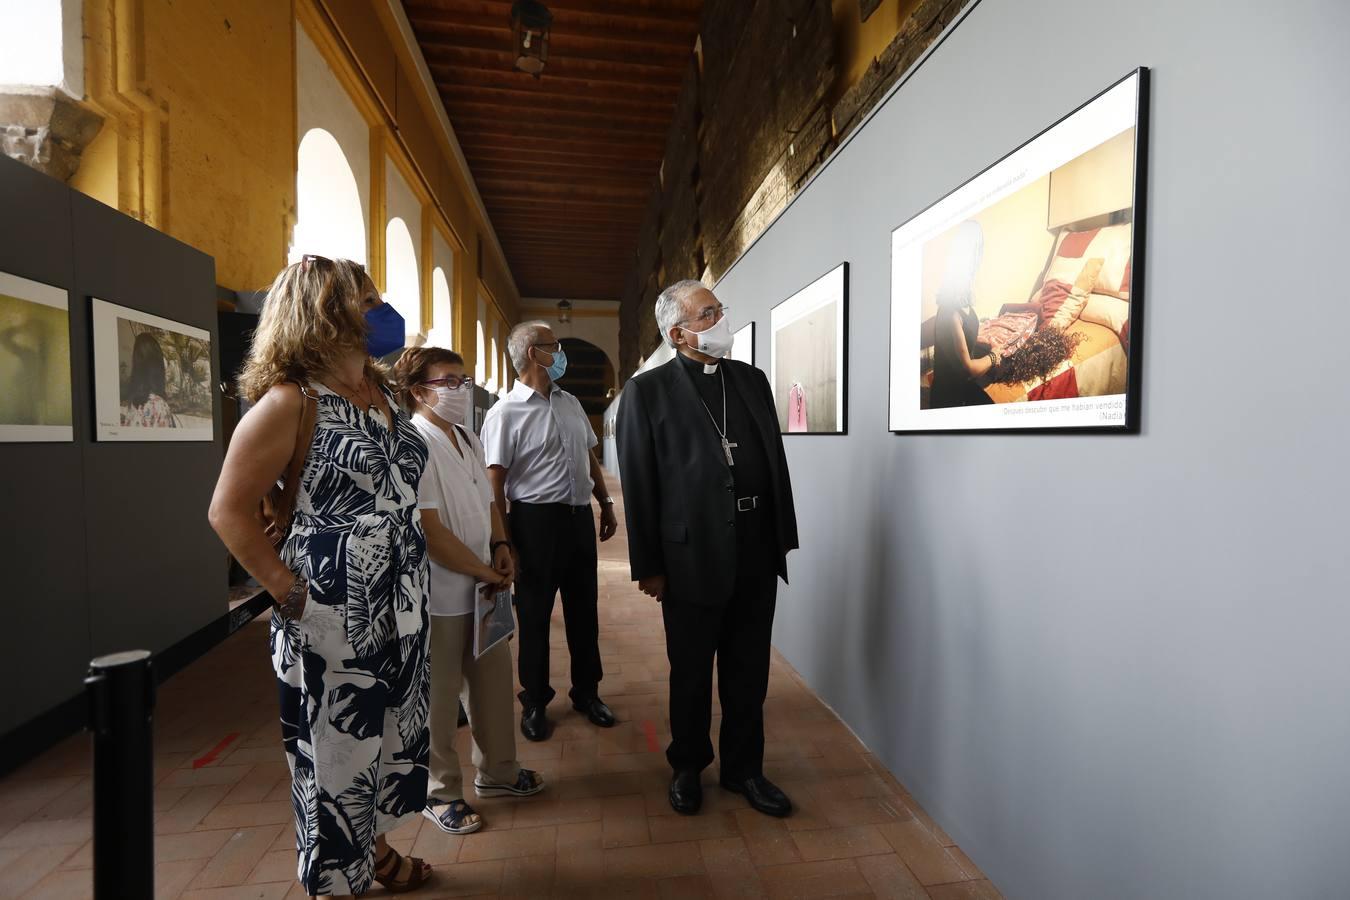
[0,478,1002,899]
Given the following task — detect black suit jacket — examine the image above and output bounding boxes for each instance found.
[617,355,798,607]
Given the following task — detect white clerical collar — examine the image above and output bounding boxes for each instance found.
[702,362,719,376]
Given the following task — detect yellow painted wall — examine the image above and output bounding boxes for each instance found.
[77,0,295,292]
[70,122,118,209]
[71,0,521,374]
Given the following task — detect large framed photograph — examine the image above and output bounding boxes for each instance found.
[0,271,73,442]
[91,299,214,441]
[890,69,1148,433]
[771,263,848,435]
[731,321,756,366]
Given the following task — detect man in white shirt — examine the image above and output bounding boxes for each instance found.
[481,322,619,742]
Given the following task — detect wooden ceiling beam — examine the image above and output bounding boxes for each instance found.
[420,45,685,83]
[440,83,673,120]
[444,97,671,130]
[443,102,670,137]
[486,195,648,211]
[428,64,680,103]
[480,180,648,206]
[456,127,662,158]
[500,242,634,255]
[469,159,656,183]
[475,171,653,195]
[458,137,662,168]
[411,24,693,68]
[407,12,694,51]
[408,0,701,30]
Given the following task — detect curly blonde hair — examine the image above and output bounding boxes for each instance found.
[238,257,387,402]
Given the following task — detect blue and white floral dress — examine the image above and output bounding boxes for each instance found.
[269,383,432,896]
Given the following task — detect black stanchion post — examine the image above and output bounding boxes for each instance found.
[85,650,155,899]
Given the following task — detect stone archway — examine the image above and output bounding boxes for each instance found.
[555,337,615,438]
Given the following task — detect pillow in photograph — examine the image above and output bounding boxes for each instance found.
[1079,293,1131,334]
[1038,257,1104,328]
[1051,224,1133,299]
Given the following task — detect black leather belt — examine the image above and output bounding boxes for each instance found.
[513,501,590,514]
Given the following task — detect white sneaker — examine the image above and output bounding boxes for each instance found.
[474,768,545,798]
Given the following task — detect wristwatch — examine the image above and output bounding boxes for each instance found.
[490,540,513,554]
[276,575,308,622]
[599,497,615,506]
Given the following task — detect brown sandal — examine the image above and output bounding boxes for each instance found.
[373,846,432,893]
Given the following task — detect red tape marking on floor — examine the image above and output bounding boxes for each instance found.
[642,719,659,753]
[192,732,241,769]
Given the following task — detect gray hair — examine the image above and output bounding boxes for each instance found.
[655,280,709,348]
[508,320,552,373]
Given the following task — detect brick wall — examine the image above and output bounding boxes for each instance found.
[617,0,972,381]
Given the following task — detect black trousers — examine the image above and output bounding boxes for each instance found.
[510,502,603,709]
[661,567,778,782]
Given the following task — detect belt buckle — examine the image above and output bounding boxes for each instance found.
[737,496,758,513]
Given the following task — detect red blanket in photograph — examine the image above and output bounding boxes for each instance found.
[977,311,1039,358]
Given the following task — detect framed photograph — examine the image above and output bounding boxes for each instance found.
[771,262,848,435]
[731,321,756,366]
[0,271,73,442]
[890,68,1148,433]
[91,299,214,441]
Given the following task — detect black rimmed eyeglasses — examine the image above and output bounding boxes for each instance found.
[421,375,473,391]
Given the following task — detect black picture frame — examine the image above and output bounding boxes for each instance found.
[770,261,849,436]
[888,67,1149,435]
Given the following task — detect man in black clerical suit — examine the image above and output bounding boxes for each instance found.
[617,280,799,817]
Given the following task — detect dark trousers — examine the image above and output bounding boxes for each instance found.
[661,568,778,782]
[510,502,603,709]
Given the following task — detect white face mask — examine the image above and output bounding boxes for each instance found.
[424,385,470,425]
[680,314,733,359]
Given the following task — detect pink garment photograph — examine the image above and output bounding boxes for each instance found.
[770,262,848,434]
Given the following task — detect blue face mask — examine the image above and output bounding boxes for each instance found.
[364,303,405,358]
[539,347,568,381]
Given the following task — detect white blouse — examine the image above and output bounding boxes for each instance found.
[413,415,495,617]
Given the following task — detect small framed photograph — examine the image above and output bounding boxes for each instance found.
[91,298,214,441]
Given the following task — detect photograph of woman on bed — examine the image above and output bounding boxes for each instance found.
[916,126,1136,412]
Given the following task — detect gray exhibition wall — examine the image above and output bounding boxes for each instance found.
[709,0,1350,897]
[0,156,223,738]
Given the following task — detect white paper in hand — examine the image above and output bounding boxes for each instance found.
[474,586,515,659]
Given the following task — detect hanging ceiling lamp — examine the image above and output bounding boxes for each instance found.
[556,299,573,324]
[510,1,553,78]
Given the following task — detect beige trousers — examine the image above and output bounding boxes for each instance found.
[427,613,521,802]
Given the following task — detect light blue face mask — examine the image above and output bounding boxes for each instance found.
[538,346,568,381]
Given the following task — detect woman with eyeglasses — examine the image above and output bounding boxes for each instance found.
[393,347,544,838]
[208,256,434,897]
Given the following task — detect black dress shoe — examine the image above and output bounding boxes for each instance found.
[571,697,617,728]
[669,770,703,815]
[520,706,548,742]
[721,775,792,817]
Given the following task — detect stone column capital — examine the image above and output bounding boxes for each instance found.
[1,86,104,182]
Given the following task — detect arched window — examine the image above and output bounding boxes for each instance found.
[291,129,365,266]
[475,319,487,385]
[428,266,453,349]
[384,217,420,344]
[488,326,500,392]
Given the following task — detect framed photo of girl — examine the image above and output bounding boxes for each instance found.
[91,298,215,442]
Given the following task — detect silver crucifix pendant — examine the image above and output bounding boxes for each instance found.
[722,438,737,466]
